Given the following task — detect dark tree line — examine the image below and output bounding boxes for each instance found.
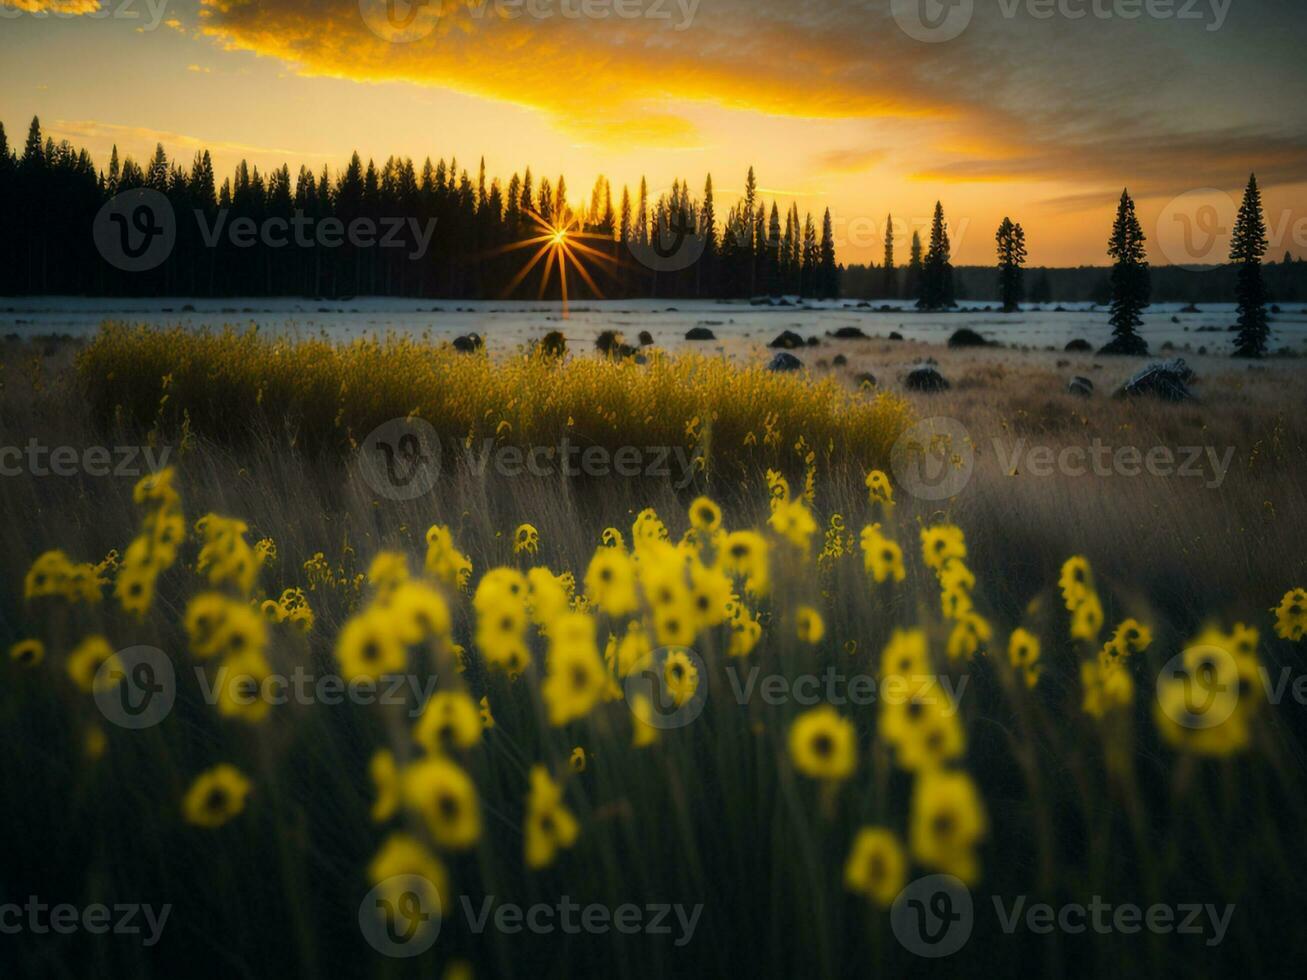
[0,118,840,300]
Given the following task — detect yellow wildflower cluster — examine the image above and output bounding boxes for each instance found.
[1155,624,1263,756]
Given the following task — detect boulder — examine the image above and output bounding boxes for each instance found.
[638,330,655,346]
[1068,376,1094,397]
[452,333,483,353]
[830,326,869,339]
[947,328,989,348]
[833,354,848,367]
[855,372,877,388]
[767,352,803,372]
[806,336,820,347]
[539,331,567,358]
[905,365,949,392]
[1116,358,1195,401]
[888,331,904,341]
[595,330,625,355]
[1065,338,1092,352]
[768,330,805,349]
[684,326,716,341]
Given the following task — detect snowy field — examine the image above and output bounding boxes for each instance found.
[3,297,1307,356]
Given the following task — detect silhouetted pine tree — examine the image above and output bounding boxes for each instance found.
[881,215,897,299]
[819,209,838,298]
[1102,188,1150,355]
[904,230,922,301]
[1230,173,1269,358]
[995,217,1027,312]
[917,202,955,310]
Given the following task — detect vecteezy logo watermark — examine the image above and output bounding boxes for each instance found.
[0,897,171,946]
[892,0,975,42]
[0,0,170,31]
[627,212,707,273]
[358,417,443,501]
[725,666,967,710]
[1156,645,1241,730]
[360,875,442,958]
[991,895,1234,946]
[94,646,177,730]
[93,189,176,274]
[0,441,172,478]
[892,0,1232,42]
[1158,188,1307,271]
[994,440,1235,489]
[891,874,974,957]
[359,0,701,43]
[623,646,707,730]
[459,896,702,945]
[92,191,439,274]
[891,417,975,502]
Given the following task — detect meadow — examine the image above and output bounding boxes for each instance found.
[3,326,1307,978]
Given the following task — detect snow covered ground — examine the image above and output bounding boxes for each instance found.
[3,296,1306,355]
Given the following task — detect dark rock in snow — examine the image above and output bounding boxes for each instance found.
[905,365,949,392]
[684,326,716,341]
[1116,358,1195,401]
[769,330,805,349]
[947,328,990,348]
[767,352,803,372]
[1068,376,1094,397]
[452,333,483,353]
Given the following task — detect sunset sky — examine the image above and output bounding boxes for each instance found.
[2,0,1305,266]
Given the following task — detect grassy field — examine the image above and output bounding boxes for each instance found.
[3,329,1307,978]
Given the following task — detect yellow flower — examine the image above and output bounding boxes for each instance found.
[909,769,987,885]
[719,530,770,595]
[569,746,587,772]
[524,765,579,869]
[336,609,407,681]
[390,581,452,644]
[425,524,473,589]
[474,568,529,612]
[662,648,700,707]
[1059,555,1093,611]
[527,567,571,629]
[67,635,122,693]
[1080,659,1134,718]
[796,605,825,644]
[404,757,482,849]
[182,764,252,828]
[367,834,449,926]
[367,550,411,594]
[414,691,484,753]
[24,549,72,599]
[478,695,495,729]
[860,524,906,584]
[64,562,106,604]
[9,638,44,667]
[213,600,268,661]
[920,525,966,572]
[864,469,895,508]
[584,548,639,617]
[114,562,157,617]
[1154,630,1259,756]
[541,633,608,726]
[688,561,733,629]
[653,602,696,647]
[789,705,857,781]
[608,624,653,677]
[728,615,763,658]
[880,629,931,678]
[1070,593,1104,642]
[1008,628,1040,670]
[768,498,817,553]
[183,592,231,659]
[1272,588,1307,641]
[214,652,273,723]
[509,523,538,555]
[844,827,906,907]
[370,750,400,822]
[688,496,722,533]
[946,612,991,662]
[133,467,179,510]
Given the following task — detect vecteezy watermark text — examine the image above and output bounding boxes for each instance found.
[0,897,171,947]
[0,0,170,31]
[0,441,171,478]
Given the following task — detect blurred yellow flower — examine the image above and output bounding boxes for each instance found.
[524,765,579,869]
[909,769,987,885]
[404,757,482,849]
[844,827,906,907]
[182,764,252,828]
[789,705,857,781]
